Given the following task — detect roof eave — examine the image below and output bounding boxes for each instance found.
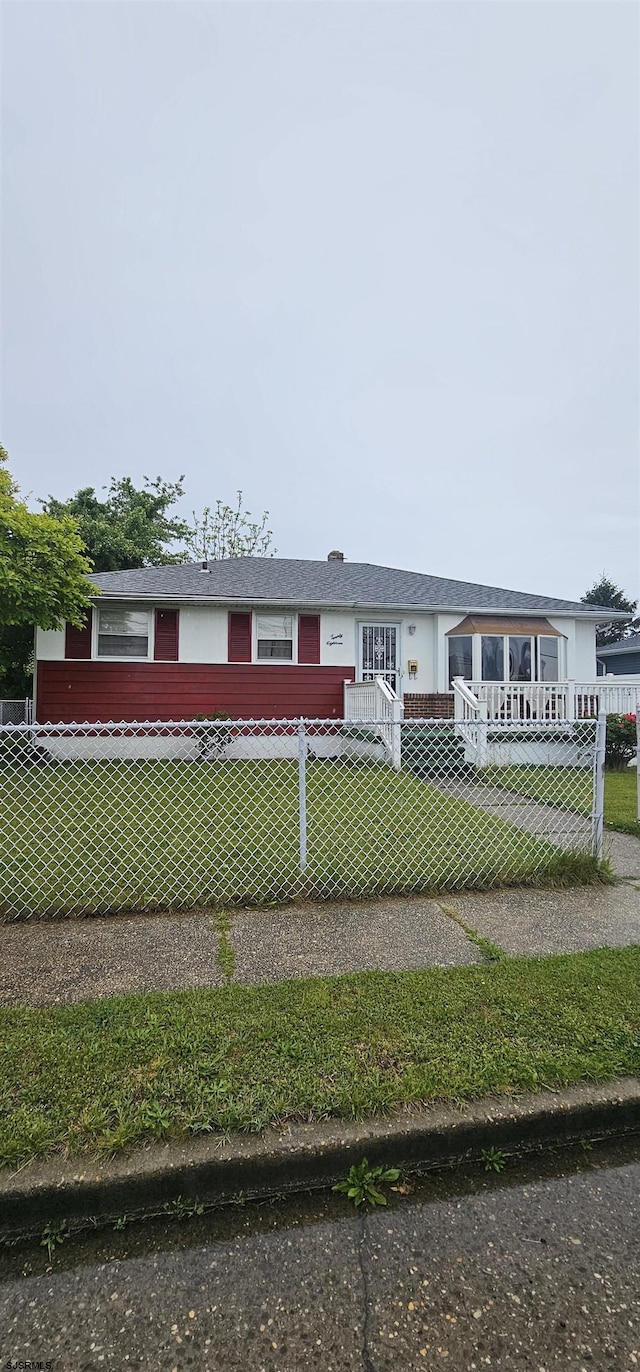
[88,590,622,619]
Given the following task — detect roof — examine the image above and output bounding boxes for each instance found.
[597,632,640,657]
[447,615,562,636]
[87,559,623,619]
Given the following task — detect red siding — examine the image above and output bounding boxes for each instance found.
[36,661,355,723]
[298,614,320,664]
[228,612,252,663]
[65,611,92,660]
[154,609,179,661]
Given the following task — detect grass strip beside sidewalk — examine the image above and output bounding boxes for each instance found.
[1,946,639,1169]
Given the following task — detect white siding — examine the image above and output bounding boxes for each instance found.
[573,619,598,680]
[319,611,358,667]
[35,627,65,661]
[178,606,229,663]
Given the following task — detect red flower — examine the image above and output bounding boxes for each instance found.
[625,713,637,723]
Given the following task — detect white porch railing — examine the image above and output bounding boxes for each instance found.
[576,678,640,718]
[343,676,403,769]
[452,677,488,766]
[467,678,640,723]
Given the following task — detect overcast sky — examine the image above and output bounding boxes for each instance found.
[2,1,638,603]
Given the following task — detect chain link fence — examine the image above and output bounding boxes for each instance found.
[0,716,600,919]
[0,699,32,725]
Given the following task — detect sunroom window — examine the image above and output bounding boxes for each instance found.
[481,635,504,682]
[97,609,149,658]
[256,614,293,660]
[538,636,559,682]
[448,635,472,686]
[508,636,532,682]
[446,617,565,686]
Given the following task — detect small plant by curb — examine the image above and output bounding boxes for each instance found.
[481,1146,507,1173]
[40,1221,68,1261]
[438,903,507,963]
[332,1159,400,1208]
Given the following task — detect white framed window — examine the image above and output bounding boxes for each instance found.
[97,608,150,659]
[256,614,294,661]
[476,634,562,683]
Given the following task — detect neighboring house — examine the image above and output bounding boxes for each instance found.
[597,632,640,677]
[33,552,624,723]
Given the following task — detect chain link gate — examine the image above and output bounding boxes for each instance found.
[0,716,599,918]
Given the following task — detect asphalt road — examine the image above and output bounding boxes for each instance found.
[1,1139,639,1371]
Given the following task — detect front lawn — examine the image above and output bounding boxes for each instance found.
[0,758,596,919]
[1,946,639,1167]
[486,765,640,838]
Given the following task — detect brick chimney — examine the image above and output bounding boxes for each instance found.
[327,550,344,562]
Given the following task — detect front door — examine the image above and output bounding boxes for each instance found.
[361,624,399,694]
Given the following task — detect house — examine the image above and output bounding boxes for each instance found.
[33,552,626,724]
[597,632,640,677]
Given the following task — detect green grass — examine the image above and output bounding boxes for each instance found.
[484,764,640,837]
[0,758,602,919]
[602,771,640,837]
[1,947,639,1168]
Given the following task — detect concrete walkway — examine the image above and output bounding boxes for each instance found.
[2,853,640,1007]
[431,775,594,853]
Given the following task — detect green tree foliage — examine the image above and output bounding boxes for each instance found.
[0,447,95,631]
[183,490,275,563]
[42,475,190,573]
[0,446,96,696]
[581,574,639,646]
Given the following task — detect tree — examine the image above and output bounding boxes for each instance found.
[42,475,190,573]
[581,574,639,646]
[0,446,95,633]
[183,490,275,563]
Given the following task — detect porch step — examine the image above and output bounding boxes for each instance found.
[401,725,471,779]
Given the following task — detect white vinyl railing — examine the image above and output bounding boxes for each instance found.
[576,678,640,718]
[467,679,640,723]
[344,676,403,769]
[451,677,488,766]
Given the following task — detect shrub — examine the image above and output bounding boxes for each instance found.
[605,713,637,770]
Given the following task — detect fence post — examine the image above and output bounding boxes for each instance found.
[392,697,402,771]
[637,715,640,825]
[566,680,576,722]
[593,709,606,863]
[477,699,488,770]
[298,719,307,873]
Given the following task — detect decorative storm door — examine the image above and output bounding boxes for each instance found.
[361,624,399,693]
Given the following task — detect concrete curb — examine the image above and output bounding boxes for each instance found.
[2,1077,640,1236]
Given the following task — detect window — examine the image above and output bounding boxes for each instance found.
[508,636,532,682]
[97,608,149,658]
[538,636,559,682]
[448,635,472,686]
[481,636,504,682]
[256,615,293,660]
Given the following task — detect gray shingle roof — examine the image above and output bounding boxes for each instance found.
[87,559,619,618]
[597,631,640,655]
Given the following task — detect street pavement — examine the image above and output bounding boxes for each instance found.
[1,1138,639,1370]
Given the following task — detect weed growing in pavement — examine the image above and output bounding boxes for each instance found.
[333,1159,401,1208]
[40,1222,68,1261]
[164,1195,205,1220]
[481,1147,507,1173]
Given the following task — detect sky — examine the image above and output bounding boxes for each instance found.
[2,1,638,605]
